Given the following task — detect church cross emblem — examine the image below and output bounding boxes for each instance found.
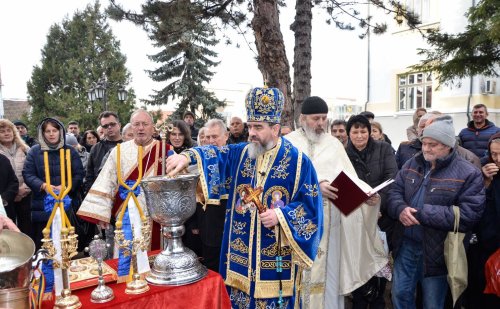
[240,184,267,214]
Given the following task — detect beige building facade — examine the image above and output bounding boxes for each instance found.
[365,0,500,147]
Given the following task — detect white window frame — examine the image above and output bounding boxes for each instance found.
[398,72,432,111]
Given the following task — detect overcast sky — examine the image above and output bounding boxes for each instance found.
[0,0,366,112]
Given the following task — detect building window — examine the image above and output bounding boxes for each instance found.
[398,72,432,111]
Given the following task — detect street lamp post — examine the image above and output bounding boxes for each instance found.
[88,74,129,112]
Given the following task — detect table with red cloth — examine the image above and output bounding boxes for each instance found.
[42,255,231,309]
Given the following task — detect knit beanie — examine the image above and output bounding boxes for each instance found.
[13,120,27,129]
[420,115,456,148]
[346,114,372,135]
[65,133,78,146]
[301,96,329,115]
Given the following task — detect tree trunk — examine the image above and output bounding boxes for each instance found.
[290,0,312,128]
[252,0,293,127]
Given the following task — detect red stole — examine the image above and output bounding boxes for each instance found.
[112,140,172,250]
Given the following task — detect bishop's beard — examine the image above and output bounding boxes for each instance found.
[247,140,274,159]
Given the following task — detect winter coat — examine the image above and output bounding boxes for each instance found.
[396,139,481,171]
[0,144,29,186]
[346,139,398,234]
[459,119,500,159]
[478,132,500,255]
[76,146,89,172]
[0,153,19,208]
[396,139,422,170]
[22,118,84,223]
[388,149,485,277]
[84,139,121,194]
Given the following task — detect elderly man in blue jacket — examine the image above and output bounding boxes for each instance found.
[388,115,485,309]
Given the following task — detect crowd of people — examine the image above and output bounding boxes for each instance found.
[0,94,499,308]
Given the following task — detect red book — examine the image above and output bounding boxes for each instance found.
[330,170,394,216]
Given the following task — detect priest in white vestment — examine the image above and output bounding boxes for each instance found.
[285,96,388,309]
[78,110,170,255]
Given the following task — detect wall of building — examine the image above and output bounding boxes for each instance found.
[365,0,500,149]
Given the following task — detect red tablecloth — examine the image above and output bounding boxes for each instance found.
[43,257,231,308]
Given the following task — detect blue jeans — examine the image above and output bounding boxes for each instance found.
[392,239,449,309]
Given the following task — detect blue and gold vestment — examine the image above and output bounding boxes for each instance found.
[184,137,323,308]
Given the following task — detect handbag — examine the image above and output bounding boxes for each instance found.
[484,248,500,297]
[444,206,467,306]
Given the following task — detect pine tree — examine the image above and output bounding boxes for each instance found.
[414,0,500,85]
[108,0,225,124]
[146,24,225,123]
[26,2,135,132]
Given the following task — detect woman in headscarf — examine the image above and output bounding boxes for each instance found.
[22,118,84,249]
[0,119,32,236]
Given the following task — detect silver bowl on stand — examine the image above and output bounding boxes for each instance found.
[140,174,207,286]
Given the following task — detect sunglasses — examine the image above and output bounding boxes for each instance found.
[102,122,118,129]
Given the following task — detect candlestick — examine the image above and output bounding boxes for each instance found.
[42,149,81,309]
[115,144,151,294]
[155,122,174,176]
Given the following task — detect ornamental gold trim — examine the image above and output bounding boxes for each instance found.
[261,242,293,257]
[275,208,313,268]
[226,271,250,294]
[230,238,249,254]
[254,279,294,298]
[229,253,249,266]
[292,150,303,196]
[260,260,292,269]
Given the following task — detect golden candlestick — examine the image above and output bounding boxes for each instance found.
[42,149,81,309]
[155,122,174,176]
[115,144,151,294]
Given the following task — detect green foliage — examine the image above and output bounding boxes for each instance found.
[319,0,422,39]
[413,0,500,85]
[108,0,228,122]
[146,24,225,122]
[26,1,135,132]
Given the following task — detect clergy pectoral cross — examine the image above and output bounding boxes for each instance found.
[240,184,267,214]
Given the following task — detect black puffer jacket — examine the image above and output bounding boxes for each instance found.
[388,149,485,276]
[346,138,398,224]
[84,139,121,194]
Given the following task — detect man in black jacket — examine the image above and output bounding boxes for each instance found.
[183,111,199,142]
[0,153,19,231]
[13,120,37,147]
[227,116,248,144]
[84,111,122,193]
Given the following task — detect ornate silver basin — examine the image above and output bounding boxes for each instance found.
[140,174,207,286]
[0,231,37,309]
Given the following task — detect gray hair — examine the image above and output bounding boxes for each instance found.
[122,123,132,134]
[130,109,154,124]
[205,119,227,135]
[197,127,206,145]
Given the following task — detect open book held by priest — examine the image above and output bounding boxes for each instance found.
[330,170,394,216]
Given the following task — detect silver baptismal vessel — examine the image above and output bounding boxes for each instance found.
[140,174,207,286]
